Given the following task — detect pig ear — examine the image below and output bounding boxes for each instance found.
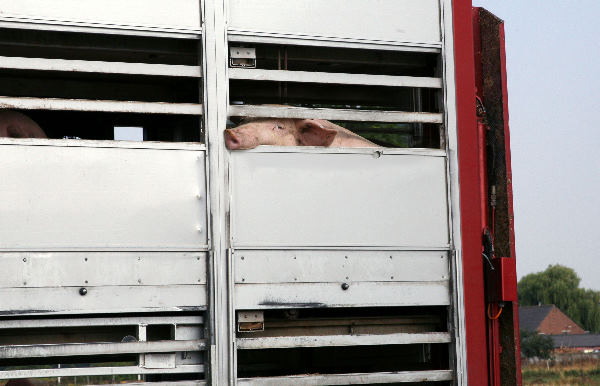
[296,119,337,147]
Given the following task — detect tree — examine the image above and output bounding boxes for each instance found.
[520,330,554,359]
[518,265,600,333]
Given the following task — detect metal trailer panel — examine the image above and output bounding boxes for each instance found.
[234,281,450,309]
[0,315,203,329]
[0,56,202,78]
[230,151,449,248]
[229,105,443,124]
[0,0,202,35]
[0,143,207,250]
[228,0,441,45]
[228,68,442,89]
[0,365,205,380]
[236,332,451,349]
[0,96,203,115]
[0,284,206,314]
[237,370,454,385]
[233,250,449,283]
[0,252,207,287]
[0,339,206,358]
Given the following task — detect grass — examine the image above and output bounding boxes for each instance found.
[523,359,600,385]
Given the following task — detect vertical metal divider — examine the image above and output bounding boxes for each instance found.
[441,0,468,384]
[202,0,233,383]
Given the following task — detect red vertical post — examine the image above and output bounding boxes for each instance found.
[452,0,490,384]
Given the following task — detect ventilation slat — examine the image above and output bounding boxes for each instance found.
[0,96,203,114]
[229,105,442,124]
[229,68,441,88]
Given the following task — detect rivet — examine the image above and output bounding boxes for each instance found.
[389,256,393,259]
[344,256,348,259]
[341,283,349,290]
[138,279,142,284]
[79,287,88,296]
[241,256,245,260]
[84,257,88,262]
[85,280,88,284]
[23,281,27,285]
[242,278,245,282]
[22,258,27,262]
[391,276,394,279]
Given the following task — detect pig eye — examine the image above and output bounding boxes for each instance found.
[275,124,284,130]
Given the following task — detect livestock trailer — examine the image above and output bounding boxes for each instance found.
[0,1,520,384]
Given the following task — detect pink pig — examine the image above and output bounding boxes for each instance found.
[0,110,47,138]
[224,118,377,150]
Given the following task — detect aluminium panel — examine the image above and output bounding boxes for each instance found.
[0,252,206,287]
[237,370,453,385]
[234,250,448,283]
[0,0,202,35]
[0,143,207,250]
[236,332,451,349]
[228,0,441,45]
[235,281,450,309]
[0,284,206,315]
[230,151,449,248]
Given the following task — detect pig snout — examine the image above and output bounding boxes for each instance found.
[224,129,241,150]
[224,129,258,150]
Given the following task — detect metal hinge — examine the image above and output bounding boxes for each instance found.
[229,47,256,68]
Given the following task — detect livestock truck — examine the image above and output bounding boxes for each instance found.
[0,1,520,385]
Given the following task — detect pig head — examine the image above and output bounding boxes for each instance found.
[0,110,47,138]
[224,118,377,150]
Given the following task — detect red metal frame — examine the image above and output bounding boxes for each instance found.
[454,3,522,384]
[452,1,490,384]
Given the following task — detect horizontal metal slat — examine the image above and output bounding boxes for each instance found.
[0,96,203,114]
[237,370,454,385]
[235,281,450,309]
[0,315,203,329]
[228,33,442,53]
[0,56,201,77]
[0,364,204,380]
[237,332,451,349]
[0,339,206,359]
[228,105,442,123]
[229,68,441,88]
[0,285,207,315]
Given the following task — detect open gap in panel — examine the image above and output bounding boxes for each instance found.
[0,28,203,143]
[237,344,449,378]
[228,43,442,149]
[21,110,202,142]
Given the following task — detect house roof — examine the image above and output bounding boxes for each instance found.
[552,334,600,349]
[519,305,554,332]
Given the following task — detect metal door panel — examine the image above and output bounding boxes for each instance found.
[228,0,441,44]
[230,151,449,247]
[0,285,206,314]
[234,250,448,283]
[0,252,206,287]
[235,281,450,309]
[0,143,207,250]
[0,0,202,34]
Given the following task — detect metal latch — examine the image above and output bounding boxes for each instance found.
[237,311,264,332]
[229,47,256,68]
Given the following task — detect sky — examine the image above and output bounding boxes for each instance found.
[472,1,600,289]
